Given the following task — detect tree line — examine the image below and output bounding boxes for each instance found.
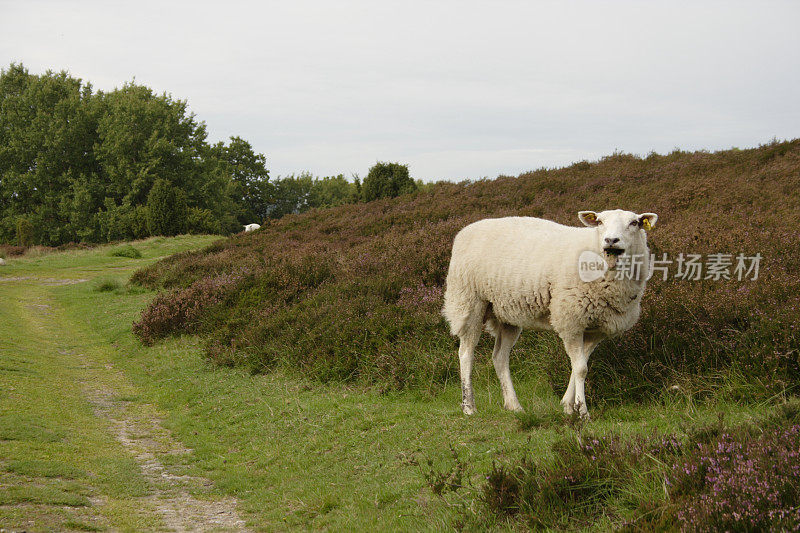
[0,63,419,246]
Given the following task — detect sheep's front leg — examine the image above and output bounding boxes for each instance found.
[561,373,576,415]
[492,324,523,412]
[561,333,590,419]
[561,332,604,417]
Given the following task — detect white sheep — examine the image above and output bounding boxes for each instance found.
[243,223,261,232]
[442,209,658,419]
[0,257,5,266]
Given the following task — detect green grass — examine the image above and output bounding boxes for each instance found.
[0,235,218,532]
[0,234,783,530]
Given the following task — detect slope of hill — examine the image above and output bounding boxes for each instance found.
[131,140,800,403]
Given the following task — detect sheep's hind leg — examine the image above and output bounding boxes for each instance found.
[492,324,524,412]
[458,316,483,415]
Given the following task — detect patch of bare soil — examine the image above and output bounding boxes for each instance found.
[0,276,88,285]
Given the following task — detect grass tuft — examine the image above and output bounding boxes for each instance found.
[109,244,142,258]
[93,277,123,292]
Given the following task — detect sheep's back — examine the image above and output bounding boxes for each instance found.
[446,217,594,328]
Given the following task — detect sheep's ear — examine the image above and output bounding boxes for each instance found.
[638,213,658,231]
[578,211,600,227]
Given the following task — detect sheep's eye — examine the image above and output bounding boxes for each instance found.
[630,220,638,226]
[597,220,603,225]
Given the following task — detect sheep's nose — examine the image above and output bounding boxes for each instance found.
[605,237,620,245]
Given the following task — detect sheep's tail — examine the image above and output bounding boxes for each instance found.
[441,286,464,337]
[442,284,499,338]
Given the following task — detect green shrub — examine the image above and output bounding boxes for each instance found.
[146,179,187,236]
[361,162,417,202]
[128,205,150,239]
[16,217,33,247]
[98,200,149,242]
[93,278,123,292]
[186,207,222,235]
[109,244,142,259]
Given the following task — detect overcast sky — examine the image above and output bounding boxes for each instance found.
[2,1,799,181]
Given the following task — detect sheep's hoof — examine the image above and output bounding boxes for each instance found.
[561,402,575,416]
[505,402,525,413]
[572,400,591,421]
[462,404,476,416]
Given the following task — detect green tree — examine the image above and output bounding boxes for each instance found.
[94,83,208,207]
[146,179,187,236]
[308,175,357,208]
[0,64,99,245]
[208,136,271,223]
[0,63,273,245]
[361,162,416,202]
[268,174,315,218]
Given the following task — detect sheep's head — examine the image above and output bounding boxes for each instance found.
[578,209,658,266]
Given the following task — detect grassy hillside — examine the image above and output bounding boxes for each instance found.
[132,140,800,404]
[2,234,798,530]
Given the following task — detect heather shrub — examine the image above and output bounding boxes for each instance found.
[472,409,800,530]
[132,141,800,399]
[420,445,470,497]
[0,244,26,257]
[478,431,683,527]
[132,273,243,345]
[667,425,800,532]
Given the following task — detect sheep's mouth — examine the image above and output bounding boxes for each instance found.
[603,247,625,257]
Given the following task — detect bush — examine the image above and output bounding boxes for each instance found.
[146,179,187,236]
[128,205,150,239]
[361,162,417,202]
[93,278,123,292]
[467,409,800,530]
[478,431,683,527]
[98,201,149,242]
[667,425,800,532]
[16,217,33,247]
[186,207,222,235]
[0,245,25,257]
[132,274,243,345]
[109,244,142,259]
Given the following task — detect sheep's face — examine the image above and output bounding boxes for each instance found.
[578,209,658,264]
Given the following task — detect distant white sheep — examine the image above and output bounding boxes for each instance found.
[0,257,5,266]
[442,209,658,419]
[243,223,261,232]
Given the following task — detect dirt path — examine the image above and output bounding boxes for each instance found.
[16,281,251,532]
[78,356,249,532]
